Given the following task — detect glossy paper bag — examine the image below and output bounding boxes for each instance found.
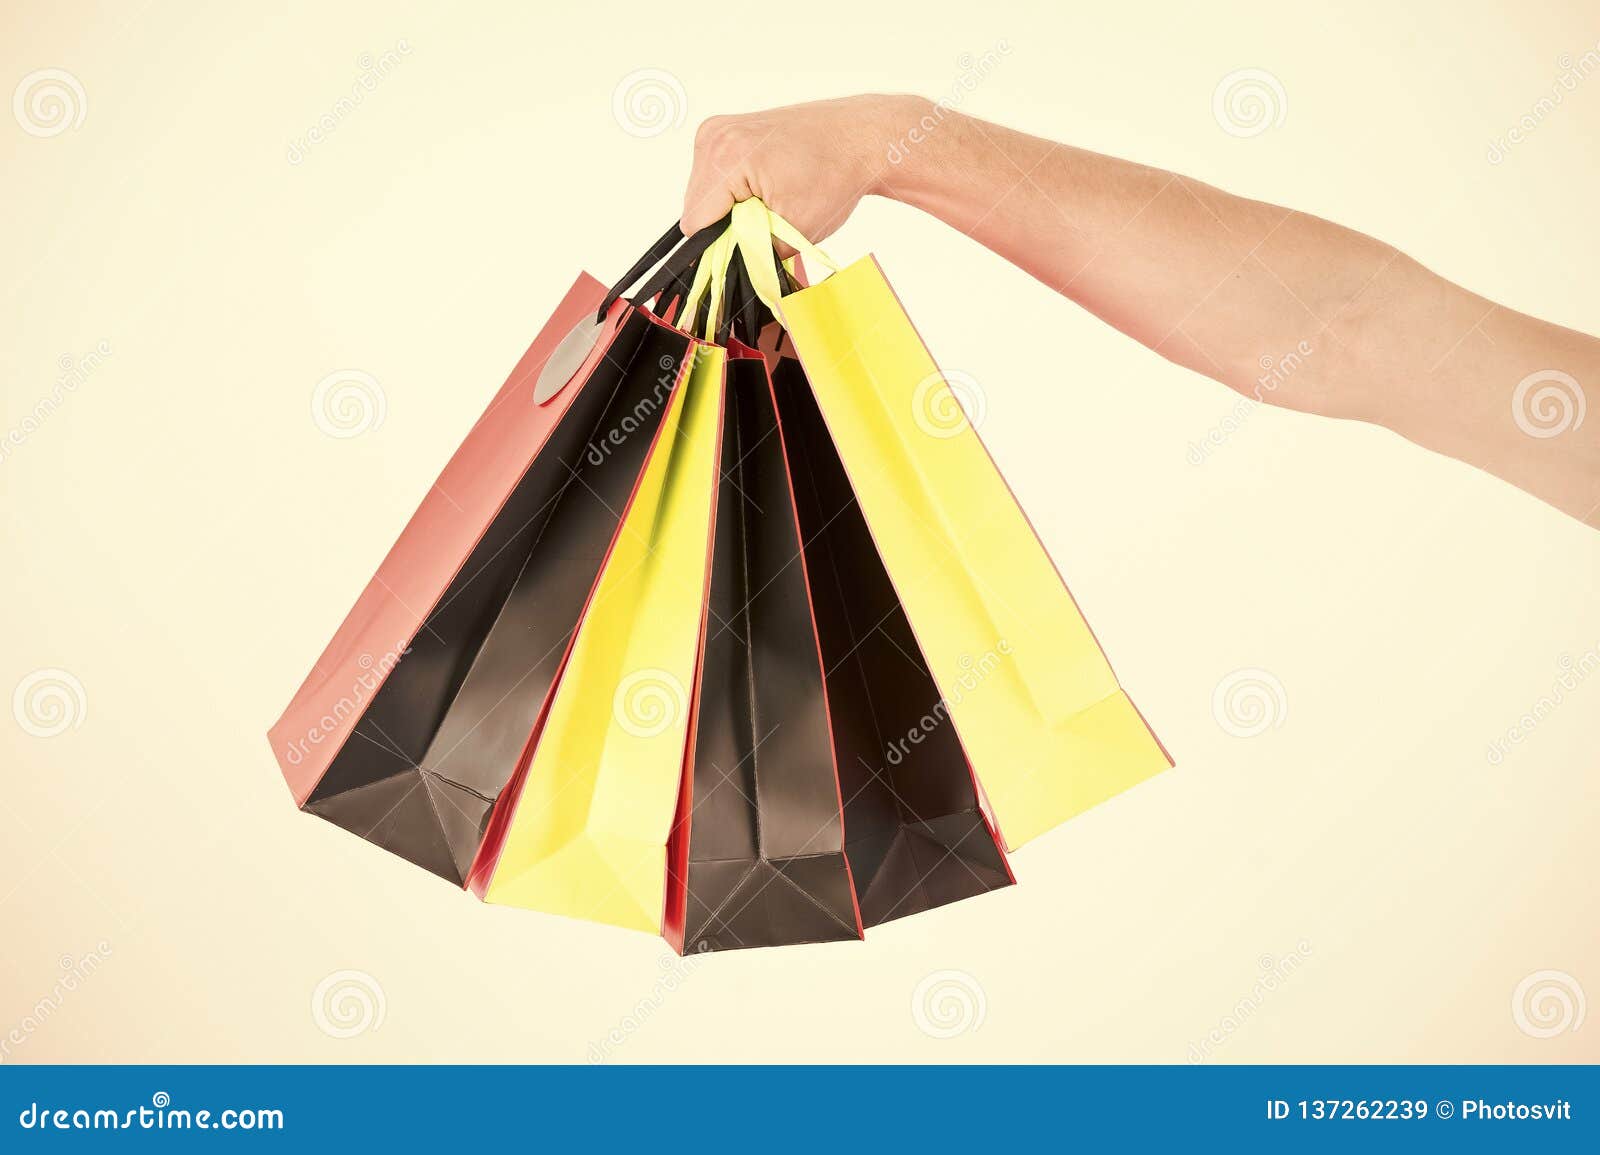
[771,356,1014,920]
[270,280,695,883]
[664,238,1010,952]
[664,348,863,953]
[471,342,725,931]
[730,200,1172,850]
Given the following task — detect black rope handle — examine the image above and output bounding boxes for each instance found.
[724,252,773,347]
[715,252,744,346]
[616,216,790,345]
[630,236,712,320]
[596,214,732,323]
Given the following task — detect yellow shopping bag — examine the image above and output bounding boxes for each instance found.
[725,199,1171,851]
[477,329,725,932]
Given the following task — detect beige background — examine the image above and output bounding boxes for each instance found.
[2,0,1597,1063]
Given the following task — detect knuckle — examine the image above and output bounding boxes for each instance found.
[693,116,728,147]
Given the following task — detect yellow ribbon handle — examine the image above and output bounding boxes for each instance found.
[730,198,837,314]
[677,228,738,339]
[677,198,838,337]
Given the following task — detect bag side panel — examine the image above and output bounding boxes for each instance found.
[482,347,724,932]
[780,257,1171,849]
[305,316,694,883]
[772,358,1012,924]
[269,273,610,802]
[679,354,860,952]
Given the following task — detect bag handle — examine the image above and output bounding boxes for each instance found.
[721,251,768,346]
[679,229,740,339]
[676,198,837,337]
[729,198,838,314]
[596,214,731,323]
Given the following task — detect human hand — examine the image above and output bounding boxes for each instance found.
[680,95,922,244]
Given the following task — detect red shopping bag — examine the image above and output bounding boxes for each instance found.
[270,224,723,884]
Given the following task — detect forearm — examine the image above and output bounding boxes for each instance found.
[875,99,1600,525]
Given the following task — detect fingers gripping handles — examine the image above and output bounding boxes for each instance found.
[679,199,838,339]
[731,198,837,312]
[598,200,837,342]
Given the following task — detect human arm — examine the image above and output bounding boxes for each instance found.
[682,95,1600,526]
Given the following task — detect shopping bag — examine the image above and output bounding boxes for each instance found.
[662,344,863,953]
[469,230,818,937]
[270,225,719,884]
[473,226,1008,945]
[728,199,1172,851]
[469,332,725,931]
[664,238,1010,952]
[770,356,1015,924]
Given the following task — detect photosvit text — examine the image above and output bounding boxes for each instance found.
[1265,1098,1573,1122]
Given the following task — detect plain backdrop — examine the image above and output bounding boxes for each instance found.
[2,0,1597,1062]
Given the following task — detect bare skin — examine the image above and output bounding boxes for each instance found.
[682,95,1600,528]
